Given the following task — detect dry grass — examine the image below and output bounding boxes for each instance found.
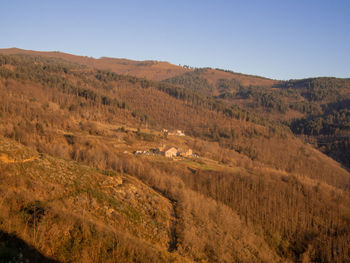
[0,136,189,263]
[0,52,349,262]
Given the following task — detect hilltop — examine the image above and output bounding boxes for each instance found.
[0,48,278,85]
[0,48,190,81]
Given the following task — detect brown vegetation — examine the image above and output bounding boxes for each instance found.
[0,52,349,262]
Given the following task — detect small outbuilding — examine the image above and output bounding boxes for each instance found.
[176,130,185,136]
[177,148,193,157]
[183,148,192,157]
[163,147,178,158]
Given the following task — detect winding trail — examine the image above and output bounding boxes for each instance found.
[0,153,38,163]
[168,200,178,252]
[148,186,178,252]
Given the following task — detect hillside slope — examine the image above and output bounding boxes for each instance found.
[163,69,350,169]
[0,48,190,81]
[0,135,281,263]
[0,136,183,262]
[0,48,278,86]
[0,52,349,262]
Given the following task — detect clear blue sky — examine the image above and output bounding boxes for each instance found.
[1,0,349,80]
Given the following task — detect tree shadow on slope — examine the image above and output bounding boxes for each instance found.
[0,230,59,263]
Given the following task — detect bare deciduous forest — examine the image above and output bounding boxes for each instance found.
[0,52,349,262]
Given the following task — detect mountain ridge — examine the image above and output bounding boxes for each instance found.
[0,47,279,84]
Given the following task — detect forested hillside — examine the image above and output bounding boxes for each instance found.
[163,68,350,170]
[0,48,190,81]
[0,52,349,262]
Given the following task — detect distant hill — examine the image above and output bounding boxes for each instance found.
[0,48,278,86]
[162,67,350,170]
[0,48,190,81]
